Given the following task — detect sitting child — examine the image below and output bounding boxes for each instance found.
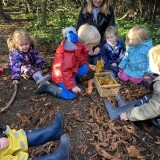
[0,111,70,160]
[118,26,153,84]
[37,24,100,100]
[98,26,125,77]
[105,45,160,128]
[7,29,51,85]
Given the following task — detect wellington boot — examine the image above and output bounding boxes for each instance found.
[26,111,64,147]
[37,83,62,97]
[104,99,136,120]
[31,134,70,160]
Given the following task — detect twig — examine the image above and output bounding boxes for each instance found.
[0,84,17,112]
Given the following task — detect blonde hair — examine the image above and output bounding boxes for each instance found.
[104,26,119,40]
[7,29,36,51]
[125,26,149,46]
[78,23,101,44]
[86,0,110,15]
[148,45,160,66]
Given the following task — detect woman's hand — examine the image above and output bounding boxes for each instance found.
[120,112,128,121]
[93,47,100,55]
[0,137,9,150]
[71,86,81,93]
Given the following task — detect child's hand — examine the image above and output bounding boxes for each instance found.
[93,47,100,55]
[12,80,19,85]
[120,112,128,121]
[111,63,117,67]
[71,86,81,93]
[0,137,9,150]
[89,64,96,71]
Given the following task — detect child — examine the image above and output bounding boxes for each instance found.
[105,45,160,128]
[7,29,51,85]
[118,26,153,84]
[37,24,100,100]
[0,111,70,160]
[98,26,125,77]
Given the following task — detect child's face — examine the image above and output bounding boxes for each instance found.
[128,33,139,47]
[16,39,30,53]
[92,0,103,7]
[106,33,117,46]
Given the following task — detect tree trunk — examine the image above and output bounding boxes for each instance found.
[0,0,12,22]
[40,0,47,26]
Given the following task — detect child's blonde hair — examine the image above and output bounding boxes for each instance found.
[86,0,110,16]
[104,26,119,40]
[78,23,100,44]
[7,29,36,51]
[125,26,149,46]
[148,45,160,66]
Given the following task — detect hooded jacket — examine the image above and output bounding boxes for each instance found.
[127,76,160,121]
[99,40,125,73]
[118,40,153,78]
[52,39,88,90]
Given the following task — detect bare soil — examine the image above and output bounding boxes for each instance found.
[0,20,160,160]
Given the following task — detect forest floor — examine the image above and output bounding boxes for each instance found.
[0,20,160,160]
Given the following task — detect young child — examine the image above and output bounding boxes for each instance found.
[98,26,125,77]
[105,45,160,128]
[7,29,51,85]
[118,26,153,84]
[37,24,100,100]
[0,111,70,160]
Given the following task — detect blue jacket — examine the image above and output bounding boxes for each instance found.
[98,40,125,73]
[118,40,152,78]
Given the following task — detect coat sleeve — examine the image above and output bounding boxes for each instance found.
[127,99,160,121]
[108,6,116,26]
[61,52,76,90]
[76,6,85,31]
[32,50,46,69]
[99,45,110,70]
[118,51,129,70]
[9,52,22,81]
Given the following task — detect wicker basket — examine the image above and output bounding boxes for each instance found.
[94,72,121,97]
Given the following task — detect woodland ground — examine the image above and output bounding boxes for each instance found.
[0,20,160,160]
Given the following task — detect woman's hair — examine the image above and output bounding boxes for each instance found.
[104,26,119,40]
[125,26,149,46]
[7,29,36,51]
[148,44,160,66]
[78,23,101,44]
[86,0,110,15]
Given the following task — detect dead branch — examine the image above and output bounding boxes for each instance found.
[0,84,17,112]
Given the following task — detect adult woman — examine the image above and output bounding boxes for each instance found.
[76,0,115,65]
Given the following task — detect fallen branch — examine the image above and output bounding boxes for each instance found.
[0,84,17,112]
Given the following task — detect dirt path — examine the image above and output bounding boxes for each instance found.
[0,21,160,160]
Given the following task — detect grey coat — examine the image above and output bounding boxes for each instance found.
[127,76,160,121]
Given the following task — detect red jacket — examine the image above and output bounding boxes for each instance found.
[52,39,88,89]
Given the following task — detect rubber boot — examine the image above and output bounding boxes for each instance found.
[31,134,70,160]
[32,71,51,85]
[26,111,64,147]
[37,83,62,97]
[104,99,136,120]
[115,93,131,107]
